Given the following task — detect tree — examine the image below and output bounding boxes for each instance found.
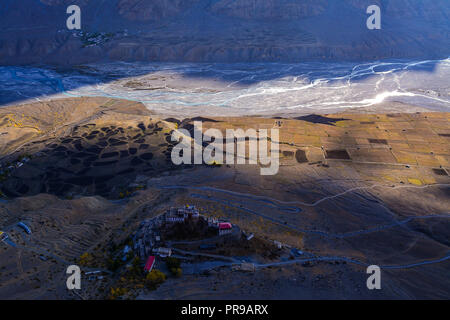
[79,252,93,266]
[145,269,166,289]
[109,287,128,300]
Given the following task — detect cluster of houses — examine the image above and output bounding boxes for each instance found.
[132,216,166,261]
[73,31,115,47]
[133,205,234,273]
[165,205,200,223]
[165,205,233,236]
[132,213,172,273]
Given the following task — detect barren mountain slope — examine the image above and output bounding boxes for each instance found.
[0,0,448,64]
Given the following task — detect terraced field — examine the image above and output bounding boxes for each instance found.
[0,98,182,198]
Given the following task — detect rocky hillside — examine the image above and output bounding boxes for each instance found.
[0,0,448,64]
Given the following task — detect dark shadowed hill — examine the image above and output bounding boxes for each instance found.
[0,0,448,65]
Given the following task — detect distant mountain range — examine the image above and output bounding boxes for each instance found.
[0,0,448,64]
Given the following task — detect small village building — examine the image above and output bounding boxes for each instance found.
[232,262,255,272]
[153,247,172,257]
[144,256,156,273]
[219,222,233,236]
[240,262,256,272]
[166,215,185,223]
[166,207,186,223]
[17,222,31,234]
[165,205,200,224]
[207,217,219,227]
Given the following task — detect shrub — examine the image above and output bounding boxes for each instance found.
[145,269,166,289]
[119,190,132,199]
[79,252,93,266]
[109,287,128,300]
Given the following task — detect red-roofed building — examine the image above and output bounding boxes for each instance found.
[219,222,232,229]
[219,222,233,236]
[144,256,155,273]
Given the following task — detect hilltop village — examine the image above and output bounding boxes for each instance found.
[87,204,295,299]
[133,205,235,266]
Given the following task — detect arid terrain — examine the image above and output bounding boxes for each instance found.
[1,0,449,65]
[0,97,448,299]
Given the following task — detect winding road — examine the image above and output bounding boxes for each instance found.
[158,183,450,239]
[156,183,450,270]
[1,181,449,275]
[256,252,450,270]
